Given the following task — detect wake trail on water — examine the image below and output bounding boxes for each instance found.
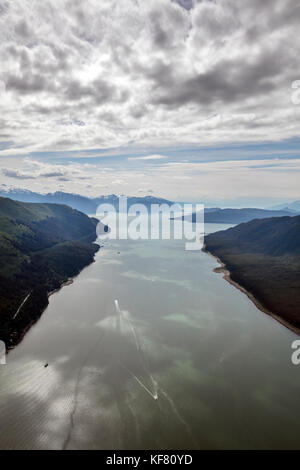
[115,300,140,350]
[159,387,196,446]
[115,299,158,401]
[120,363,158,401]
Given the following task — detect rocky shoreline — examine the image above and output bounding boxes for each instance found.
[203,245,300,337]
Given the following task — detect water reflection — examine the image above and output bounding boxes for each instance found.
[0,223,299,449]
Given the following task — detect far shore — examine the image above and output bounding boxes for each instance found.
[202,245,300,337]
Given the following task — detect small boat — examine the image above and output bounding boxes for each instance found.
[44,363,49,368]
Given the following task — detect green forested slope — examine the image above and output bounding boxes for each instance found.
[0,197,99,348]
[204,216,300,330]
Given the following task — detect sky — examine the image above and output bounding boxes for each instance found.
[0,0,300,206]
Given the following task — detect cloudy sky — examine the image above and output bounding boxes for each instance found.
[0,0,300,205]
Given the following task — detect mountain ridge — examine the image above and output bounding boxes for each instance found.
[0,189,173,214]
[204,215,300,331]
[269,200,300,212]
[0,196,100,349]
[183,207,293,224]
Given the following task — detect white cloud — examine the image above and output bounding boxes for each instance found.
[0,0,299,205]
[1,156,300,204]
[0,0,299,156]
[128,154,168,160]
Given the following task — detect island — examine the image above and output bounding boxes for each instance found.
[204,215,300,334]
[0,197,100,349]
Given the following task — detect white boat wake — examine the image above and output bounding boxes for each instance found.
[114,300,196,441]
[115,299,158,401]
[121,363,158,400]
[158,386,197,447]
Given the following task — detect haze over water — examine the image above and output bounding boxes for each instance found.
[0,222,299,450]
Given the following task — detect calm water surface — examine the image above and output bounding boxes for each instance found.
[0,223,299,450]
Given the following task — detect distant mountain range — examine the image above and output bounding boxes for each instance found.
[183,207,293,224]
[0,189,172,214]
[269,200,300,213]
[1,189,299,224]
[0,196,100,349]
[204,215,300,331]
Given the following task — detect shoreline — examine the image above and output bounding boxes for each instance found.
[7,277,77,352]
[47,277,74,298]
[202,245,300,337]
[6,244,100,354]
[11,277,76,349]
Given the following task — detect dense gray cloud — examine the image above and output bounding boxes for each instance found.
[173,0,195,11]
[2,169,35,179]
[0,0,299,155]
[1,159,95,184]
[152,50,290,108]
[2,167,65,179]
